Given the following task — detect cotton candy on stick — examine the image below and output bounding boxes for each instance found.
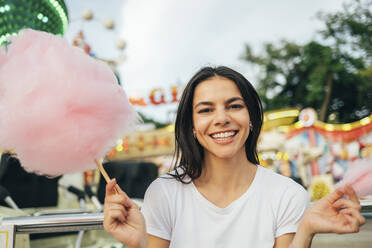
[336,158,372,197]
[0,29,138,181]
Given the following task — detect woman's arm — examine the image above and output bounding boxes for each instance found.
[147,234,170,248]
[273,233,296,248]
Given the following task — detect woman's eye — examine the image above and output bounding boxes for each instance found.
[229,104,243,109]
[198,108,212,113]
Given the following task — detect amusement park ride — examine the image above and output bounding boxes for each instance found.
[0,1,371,248]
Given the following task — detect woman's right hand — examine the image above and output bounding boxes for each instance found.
[301,185,365,235]
[290,185,366,248]
[104,179,147,248]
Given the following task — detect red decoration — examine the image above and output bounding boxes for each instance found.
[149,88,166,105]
[287,121,372,142]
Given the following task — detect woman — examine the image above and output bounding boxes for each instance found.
[104,66,365,248]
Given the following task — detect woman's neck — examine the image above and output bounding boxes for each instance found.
[192,150,257,208]
[195,150,257,191]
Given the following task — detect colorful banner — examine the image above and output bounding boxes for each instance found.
[287,116,372,142]
[129,86,182,106]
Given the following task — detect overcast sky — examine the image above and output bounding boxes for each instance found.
[64,0,345,122]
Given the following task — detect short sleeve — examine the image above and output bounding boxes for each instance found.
[275,183,309,237]
[141,178,172,240]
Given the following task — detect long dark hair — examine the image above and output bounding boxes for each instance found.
[171,66,263,183]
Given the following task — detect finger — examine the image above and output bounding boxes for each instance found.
[325,188,345,204]
[113,184,133,208]
[106,209,126,225]
[360,215,366,226]
[107,203,128,216]
[333,198,361,211]
[340,208,366,226]
[104,204,127,227]
[105,179,127,198]
[345,185,359,204]
[106,178,118,196]
[109,183,132,208]
[105,194,127,206]
[114,184,130,199]
[343,213,360,233]
[105,180,132,208]
[104,205,125,226]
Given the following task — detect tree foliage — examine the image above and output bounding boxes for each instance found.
[137,112,168,129]
[242,0,372,123]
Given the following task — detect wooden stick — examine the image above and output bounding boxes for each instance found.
[95,159,111,183]
[95,159,119,194]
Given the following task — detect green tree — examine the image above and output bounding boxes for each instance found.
[137,112,168,129]
[242,0,371,123]
[319,0,372,61]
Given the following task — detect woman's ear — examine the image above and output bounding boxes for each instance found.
[192,129,197,139]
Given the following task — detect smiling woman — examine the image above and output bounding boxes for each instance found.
[173,67,263,183]
[103,66,365,248]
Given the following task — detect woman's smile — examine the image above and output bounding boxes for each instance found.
[209,130,239,144]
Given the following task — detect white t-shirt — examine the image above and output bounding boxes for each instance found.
[141,165,309,248]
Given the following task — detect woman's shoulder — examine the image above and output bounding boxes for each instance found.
[143,169,190,209]
[147,169,188,193]
[257,165,307,193]
[257,166,309,207]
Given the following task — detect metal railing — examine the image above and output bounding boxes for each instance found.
[1,200,371,235]
[1,212,103,234]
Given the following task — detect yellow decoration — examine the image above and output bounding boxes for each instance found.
[262,108,300,131]
[289,115,372,132]
[309,175,334,201]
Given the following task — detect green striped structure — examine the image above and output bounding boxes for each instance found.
[0,0,68,45]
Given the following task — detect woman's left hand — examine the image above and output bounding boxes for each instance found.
[301,184,366,235]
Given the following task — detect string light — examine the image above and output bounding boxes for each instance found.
[360,116,371,125]
[115,144,123,152]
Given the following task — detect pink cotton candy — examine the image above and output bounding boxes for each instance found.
[336,158,372,197]
[0,29,138,176]
[0,47,6,69]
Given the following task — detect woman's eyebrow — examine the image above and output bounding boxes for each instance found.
[194,101,213,109]
[226,97,244,104]
[194,97,244,109]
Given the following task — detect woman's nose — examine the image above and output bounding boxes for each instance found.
[214,108,230,126]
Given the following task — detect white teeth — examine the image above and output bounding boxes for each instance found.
[211,131,235,139]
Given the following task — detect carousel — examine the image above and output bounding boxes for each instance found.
[258,108,372,201]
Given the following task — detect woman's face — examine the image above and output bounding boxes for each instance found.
[192,76,250,160]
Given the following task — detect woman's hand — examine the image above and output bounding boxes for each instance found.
[103,179,147,248]
[291,185,366,248]
[302,185,366,235]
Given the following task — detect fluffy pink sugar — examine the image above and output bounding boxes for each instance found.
[6,29,48,57]
[350,171,372,197]
[0,47,6,69]
[0,29,138,175]
[336,159,372,197]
